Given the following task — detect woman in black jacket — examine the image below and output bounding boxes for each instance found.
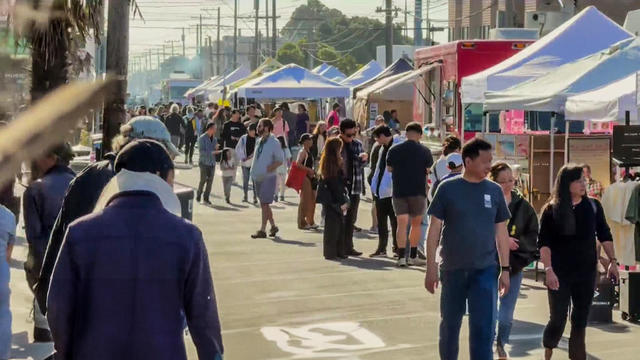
[319,137,349,260]
[539,164,618,360]
[490,162,539,359]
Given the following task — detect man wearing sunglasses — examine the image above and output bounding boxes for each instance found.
[339,119,368,257]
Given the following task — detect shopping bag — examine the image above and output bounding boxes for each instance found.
[285,162,306,192]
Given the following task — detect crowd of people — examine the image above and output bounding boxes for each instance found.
[0,96,623,360]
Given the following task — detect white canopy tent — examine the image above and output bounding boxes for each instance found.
[461,6,632,104]
[565,73,639,123]
[485,37,640,194]
[201,65,251,101]
[237,64,350,99]
[184,75,221,99]
[484,37,640,112]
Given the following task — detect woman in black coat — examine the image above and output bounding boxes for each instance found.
[490,162,539,358]
[318,137,349,260]
[539,164,618,360]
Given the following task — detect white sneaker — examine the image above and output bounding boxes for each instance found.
[409,257,425,266]
[397,257,407,267]
[406,257,414,266]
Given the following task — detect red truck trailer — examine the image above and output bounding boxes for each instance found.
[413,40,533,141]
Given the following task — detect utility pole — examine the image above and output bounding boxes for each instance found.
[208,36,214,78]
[376,0,400,67]
[253,0,259,69]
[102,0,129,157]
[307,26,314,69]
[217,7,221,75]
[199,14,203,55]
[424,0,430,45]
[181,27,186,57]
[272,0,276,56]
[404,0,408,39]
[233,0,238,68]
[265,0,269,56]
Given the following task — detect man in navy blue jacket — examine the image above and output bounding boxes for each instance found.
[47,140,223,360]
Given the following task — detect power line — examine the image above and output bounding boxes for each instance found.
[426,0,498,23]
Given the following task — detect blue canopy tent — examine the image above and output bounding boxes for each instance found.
[340,60,384,88]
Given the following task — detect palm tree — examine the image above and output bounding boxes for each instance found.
[26,0,103,102]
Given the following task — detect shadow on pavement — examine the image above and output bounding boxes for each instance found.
[507,320,603,360]
[337,257,398,271]
[353,231,375,240]
[271,237,316,247]
[210,205,240,211]
[11,331,54,359]
[589,321,632,333]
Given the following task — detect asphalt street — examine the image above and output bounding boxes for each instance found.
[7,156,640,359]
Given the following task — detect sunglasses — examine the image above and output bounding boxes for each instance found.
[343,133,356,138]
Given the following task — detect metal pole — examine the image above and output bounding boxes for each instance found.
[485,112,490,133]
[199,14,203,55]
[265,0,269,56]
[254,0,259,69]
[564,120,569,165]
[233,0,238,68]
[549,113,556,195]
[385,0,393,67]
[209,36,214,79]
[217,7,221,75]
[272,0,277,55]
[182,28,186,57]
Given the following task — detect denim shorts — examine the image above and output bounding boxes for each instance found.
[256,175,277,205]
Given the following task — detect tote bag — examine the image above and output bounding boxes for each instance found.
[285,162,306,192]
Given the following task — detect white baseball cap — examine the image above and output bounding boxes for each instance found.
[120,116,180,157]
[446,153,463,169]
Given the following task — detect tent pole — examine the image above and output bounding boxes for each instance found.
[484,111,490,134]
[550,112,556,196]
[564,120,569,165]
[460,103,465,141]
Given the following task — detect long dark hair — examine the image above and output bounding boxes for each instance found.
[546,163,586,236]
[320,137,343,179]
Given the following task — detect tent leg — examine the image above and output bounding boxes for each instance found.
[549,113,556,195]
[484,111,490,134]
[460,103,465,141]
[564,120,569,165]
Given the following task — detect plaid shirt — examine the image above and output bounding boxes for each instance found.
[586,177,603,199]
[344,139,366,195]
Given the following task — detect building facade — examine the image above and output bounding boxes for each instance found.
[449,0,639,41]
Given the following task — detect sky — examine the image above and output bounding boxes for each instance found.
[129,0,449,62]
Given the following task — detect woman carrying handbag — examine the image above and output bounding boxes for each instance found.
[295,134,318,230]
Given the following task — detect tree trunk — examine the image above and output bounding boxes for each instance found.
[101,0,130,157]
[30,20,69,104]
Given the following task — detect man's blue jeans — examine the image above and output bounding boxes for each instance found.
[496,270,523,347]
[440,265,498,360]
